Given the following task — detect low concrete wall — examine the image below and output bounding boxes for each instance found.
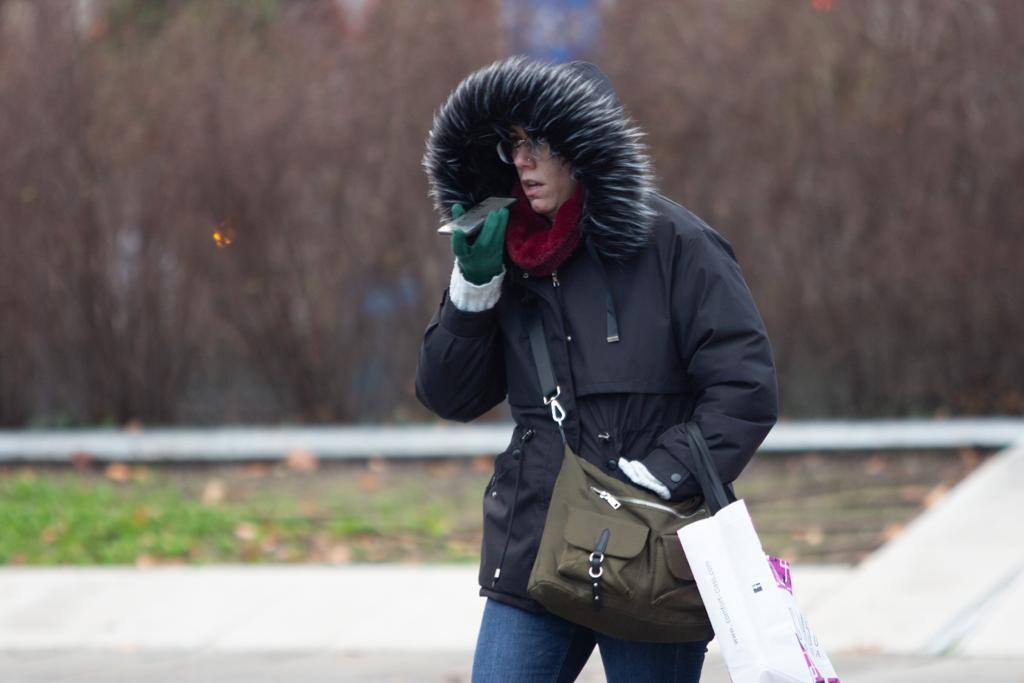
[1,419,1022,462]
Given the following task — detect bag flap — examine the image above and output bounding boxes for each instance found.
[564,507,649,558]
[662,533,695,580]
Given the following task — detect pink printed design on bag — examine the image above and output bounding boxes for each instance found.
[767,555,792,594]
[768,555,840,683]
[799,640,838,683]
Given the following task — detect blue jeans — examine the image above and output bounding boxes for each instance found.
[472,599,709,682]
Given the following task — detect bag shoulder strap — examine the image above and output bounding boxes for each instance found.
[526,304,557,400]
[525,303,567,442]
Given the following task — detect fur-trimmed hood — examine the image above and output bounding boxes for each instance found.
[422,57,657,262]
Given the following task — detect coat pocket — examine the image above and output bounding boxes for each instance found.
[555,507,649,601]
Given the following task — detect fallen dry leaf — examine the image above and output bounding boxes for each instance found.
[284,449,319,472]
[864,455,888,476]
[471,456,494,474]
[366,455,388,474]
[923,483,950,508]
[132,506,150,526]
[897,484,928,504]
[803,527,824,547]
[328,544,352,564]
[234,522,259,542]
[201,479,226,506]
[958,447,982,469]
[882,523,905,541]
[240,545,262,561]
[104,463,132,483]
[70,452,93,471]
[310,532,333,557]
[40,524,63,545]
[357,472,383,492]
[242,462,273,478]
[427,460,459,478]
[135,554,158,568]
[801,452,824,468]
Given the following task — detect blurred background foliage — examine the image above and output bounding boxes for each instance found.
[0,0,1021,427]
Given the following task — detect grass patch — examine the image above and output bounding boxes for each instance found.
[0,448,988,566]
[0,460,490,566]
[0,473,239,564]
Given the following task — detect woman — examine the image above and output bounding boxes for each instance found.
[417,57,778,682]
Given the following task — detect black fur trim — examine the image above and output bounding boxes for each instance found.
[422,56,657,262]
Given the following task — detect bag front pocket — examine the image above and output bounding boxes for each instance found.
[555,506,649,600]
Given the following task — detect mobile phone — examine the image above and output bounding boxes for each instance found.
[437,196,517,238]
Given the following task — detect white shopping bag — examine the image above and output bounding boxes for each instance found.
[677,500,840,683]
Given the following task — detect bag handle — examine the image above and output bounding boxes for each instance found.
[684,421,731,515]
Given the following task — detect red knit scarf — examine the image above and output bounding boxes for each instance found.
[505,183,585,277]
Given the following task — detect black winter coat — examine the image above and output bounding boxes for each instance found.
[417,58,778,612]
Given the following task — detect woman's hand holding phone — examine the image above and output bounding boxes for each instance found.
[450,203,508,285]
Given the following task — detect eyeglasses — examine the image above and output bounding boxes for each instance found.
[496,136,559,165]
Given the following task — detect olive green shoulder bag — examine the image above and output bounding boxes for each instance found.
[523,303,732,643]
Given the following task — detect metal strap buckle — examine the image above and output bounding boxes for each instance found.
[543,386,566,426]
[588,551,605,579]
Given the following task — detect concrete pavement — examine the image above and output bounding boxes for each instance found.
[4,564,1024,681]
[0,564,851,653]
[4,648,1024,682]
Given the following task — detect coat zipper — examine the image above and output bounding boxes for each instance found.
[491,428,534,586]
[551,270,566,322]
[548,267,575,451]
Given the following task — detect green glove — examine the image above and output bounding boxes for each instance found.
[450,203,508,285]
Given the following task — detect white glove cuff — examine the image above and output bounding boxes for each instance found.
[448,263,504,312]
